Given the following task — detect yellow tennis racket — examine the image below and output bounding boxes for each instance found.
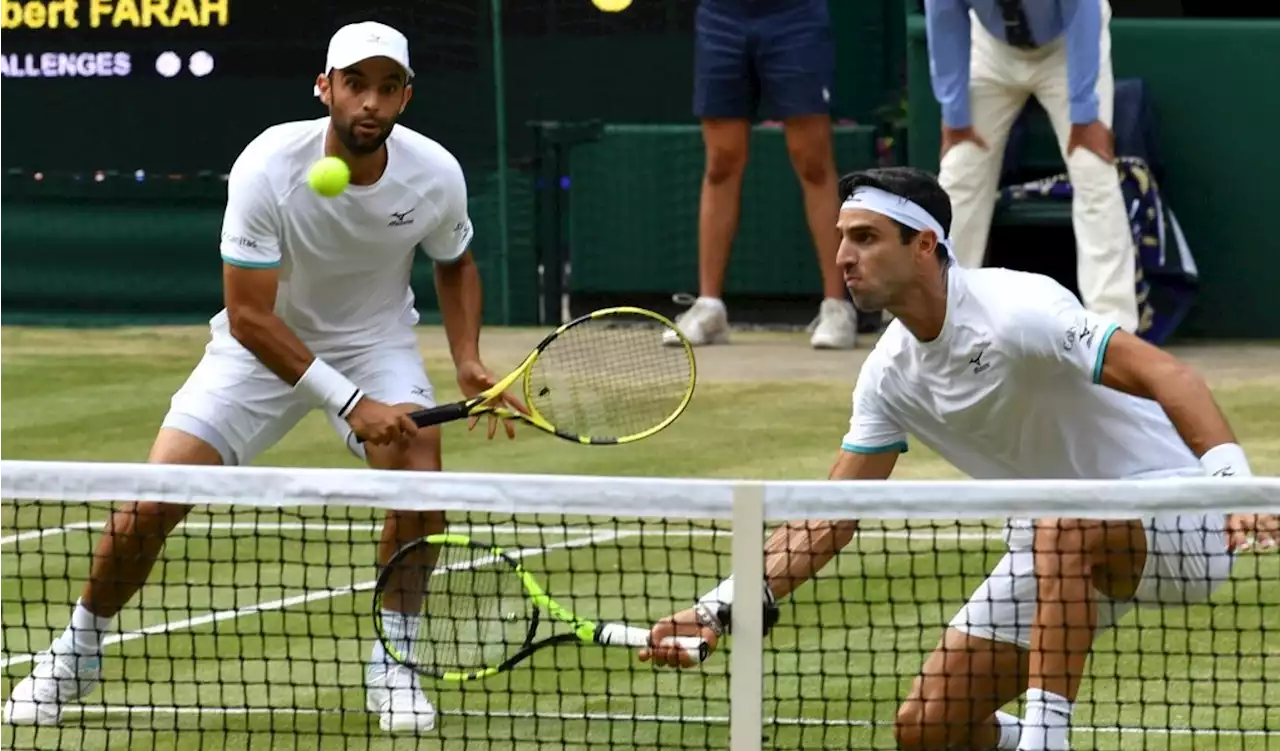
[405,307,695,445]
[372,533,709,683]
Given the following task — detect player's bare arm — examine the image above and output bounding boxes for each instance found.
[223,262,417,447]
[223,264,318,385]
[639,449,898,668]
[1096,329,1275,550]
[434,249,526,439]
[433,249,483,367]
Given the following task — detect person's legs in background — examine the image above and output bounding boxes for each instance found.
[1033,0,1139,333]
[757,0,856,349]
[938,23,1033,271]
[665,0,756,347]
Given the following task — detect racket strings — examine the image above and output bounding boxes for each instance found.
[405,543,530,674]
[527,314,692,441]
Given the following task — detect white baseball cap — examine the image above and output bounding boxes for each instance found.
[314,21,414,96]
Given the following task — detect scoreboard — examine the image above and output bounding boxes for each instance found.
[5,0,234,80]
[1,0,315,170]
[0,2,463,171]
[0,0,381,81]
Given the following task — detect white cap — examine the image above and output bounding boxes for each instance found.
[314,21,414,96]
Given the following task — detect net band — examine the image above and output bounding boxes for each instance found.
[3,460,1277,519]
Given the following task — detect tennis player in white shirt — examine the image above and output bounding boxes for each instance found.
[4,21,522,735]
[639,166,1275,750]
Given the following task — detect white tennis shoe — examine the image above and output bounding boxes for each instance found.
[3,649,102,726]
[366,664,437,733]
[663,295,730,347]
[808,298,859,350]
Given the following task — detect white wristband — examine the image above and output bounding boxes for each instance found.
[1200,443,1253,478]
[697,575,774,610]
[698,576,736,610]
[695,575,778,637]
[295,358,363,418]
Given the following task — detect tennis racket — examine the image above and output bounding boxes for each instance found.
[372,534,710,681]
[360,306,696,445]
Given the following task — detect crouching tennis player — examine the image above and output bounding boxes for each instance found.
[639,167,1276,751]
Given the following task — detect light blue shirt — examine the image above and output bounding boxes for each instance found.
[924,0,1103,129]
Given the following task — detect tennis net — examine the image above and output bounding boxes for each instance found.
[1,460,1277,750]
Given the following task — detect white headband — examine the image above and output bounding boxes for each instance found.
[841,186,955,262]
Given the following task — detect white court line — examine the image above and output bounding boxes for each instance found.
[1,521,1000,548]
[0,521,675,547]
[0,522,593,547]
[0,521,99,546]
[0,528,625,670]
[54,704,1278,738]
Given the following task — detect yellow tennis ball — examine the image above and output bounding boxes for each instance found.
[307,156,350,198]
[592,0,632,11]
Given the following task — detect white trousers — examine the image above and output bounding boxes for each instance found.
[939,0,1139,333]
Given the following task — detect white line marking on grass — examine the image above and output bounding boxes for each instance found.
[0,521,98,546]
[160,521,993,547]
[0,521,652,547]
[55,704,1278,738]
[0,529,624,670]
[168,522,622,536]
[0,522,596,546]
[1,521,1002,547]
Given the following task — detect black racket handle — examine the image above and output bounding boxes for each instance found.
[408,402,471,428]
[354,402,471,444]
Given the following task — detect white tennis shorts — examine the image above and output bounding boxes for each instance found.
[161,334,436,466]
[949,512,1235,649]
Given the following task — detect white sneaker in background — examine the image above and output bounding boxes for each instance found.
[3,648,102,726]
[663,294,730,347]
[809,298,859,350]
[366,664,437,734]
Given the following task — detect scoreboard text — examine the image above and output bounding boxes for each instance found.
[1,0,228,30]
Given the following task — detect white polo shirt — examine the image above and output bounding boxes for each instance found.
[214,117,474,355]
[842,266,1199,480]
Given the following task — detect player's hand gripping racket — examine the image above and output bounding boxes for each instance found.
[368,307,696,445]
[372,534,710,681]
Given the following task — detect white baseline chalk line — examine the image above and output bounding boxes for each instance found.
[0,528,625,669]
[1,520,1002,547]
[51,704,1278,738]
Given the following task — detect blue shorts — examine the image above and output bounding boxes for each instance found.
[693,0,835,121]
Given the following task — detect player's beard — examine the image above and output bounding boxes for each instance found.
[337,115,395,156]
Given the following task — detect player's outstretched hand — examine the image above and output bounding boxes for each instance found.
[456,359,528,440]
[346,397,419,447]
[638,608,718,669]
[1226,513,1280,553]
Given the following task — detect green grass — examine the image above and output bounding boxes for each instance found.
[1,327,1278,750]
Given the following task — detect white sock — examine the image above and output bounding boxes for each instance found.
[1018,688,1073,751]
[53,599,111,656]
[994,710,1023,750]
[696,296,725,309]
[369,610,419,675]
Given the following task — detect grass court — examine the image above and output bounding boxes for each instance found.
[2,325,1277,750]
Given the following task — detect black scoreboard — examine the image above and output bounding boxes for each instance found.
[0,2,484,172]
[0,1,400,81]
[6,0,239,80]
